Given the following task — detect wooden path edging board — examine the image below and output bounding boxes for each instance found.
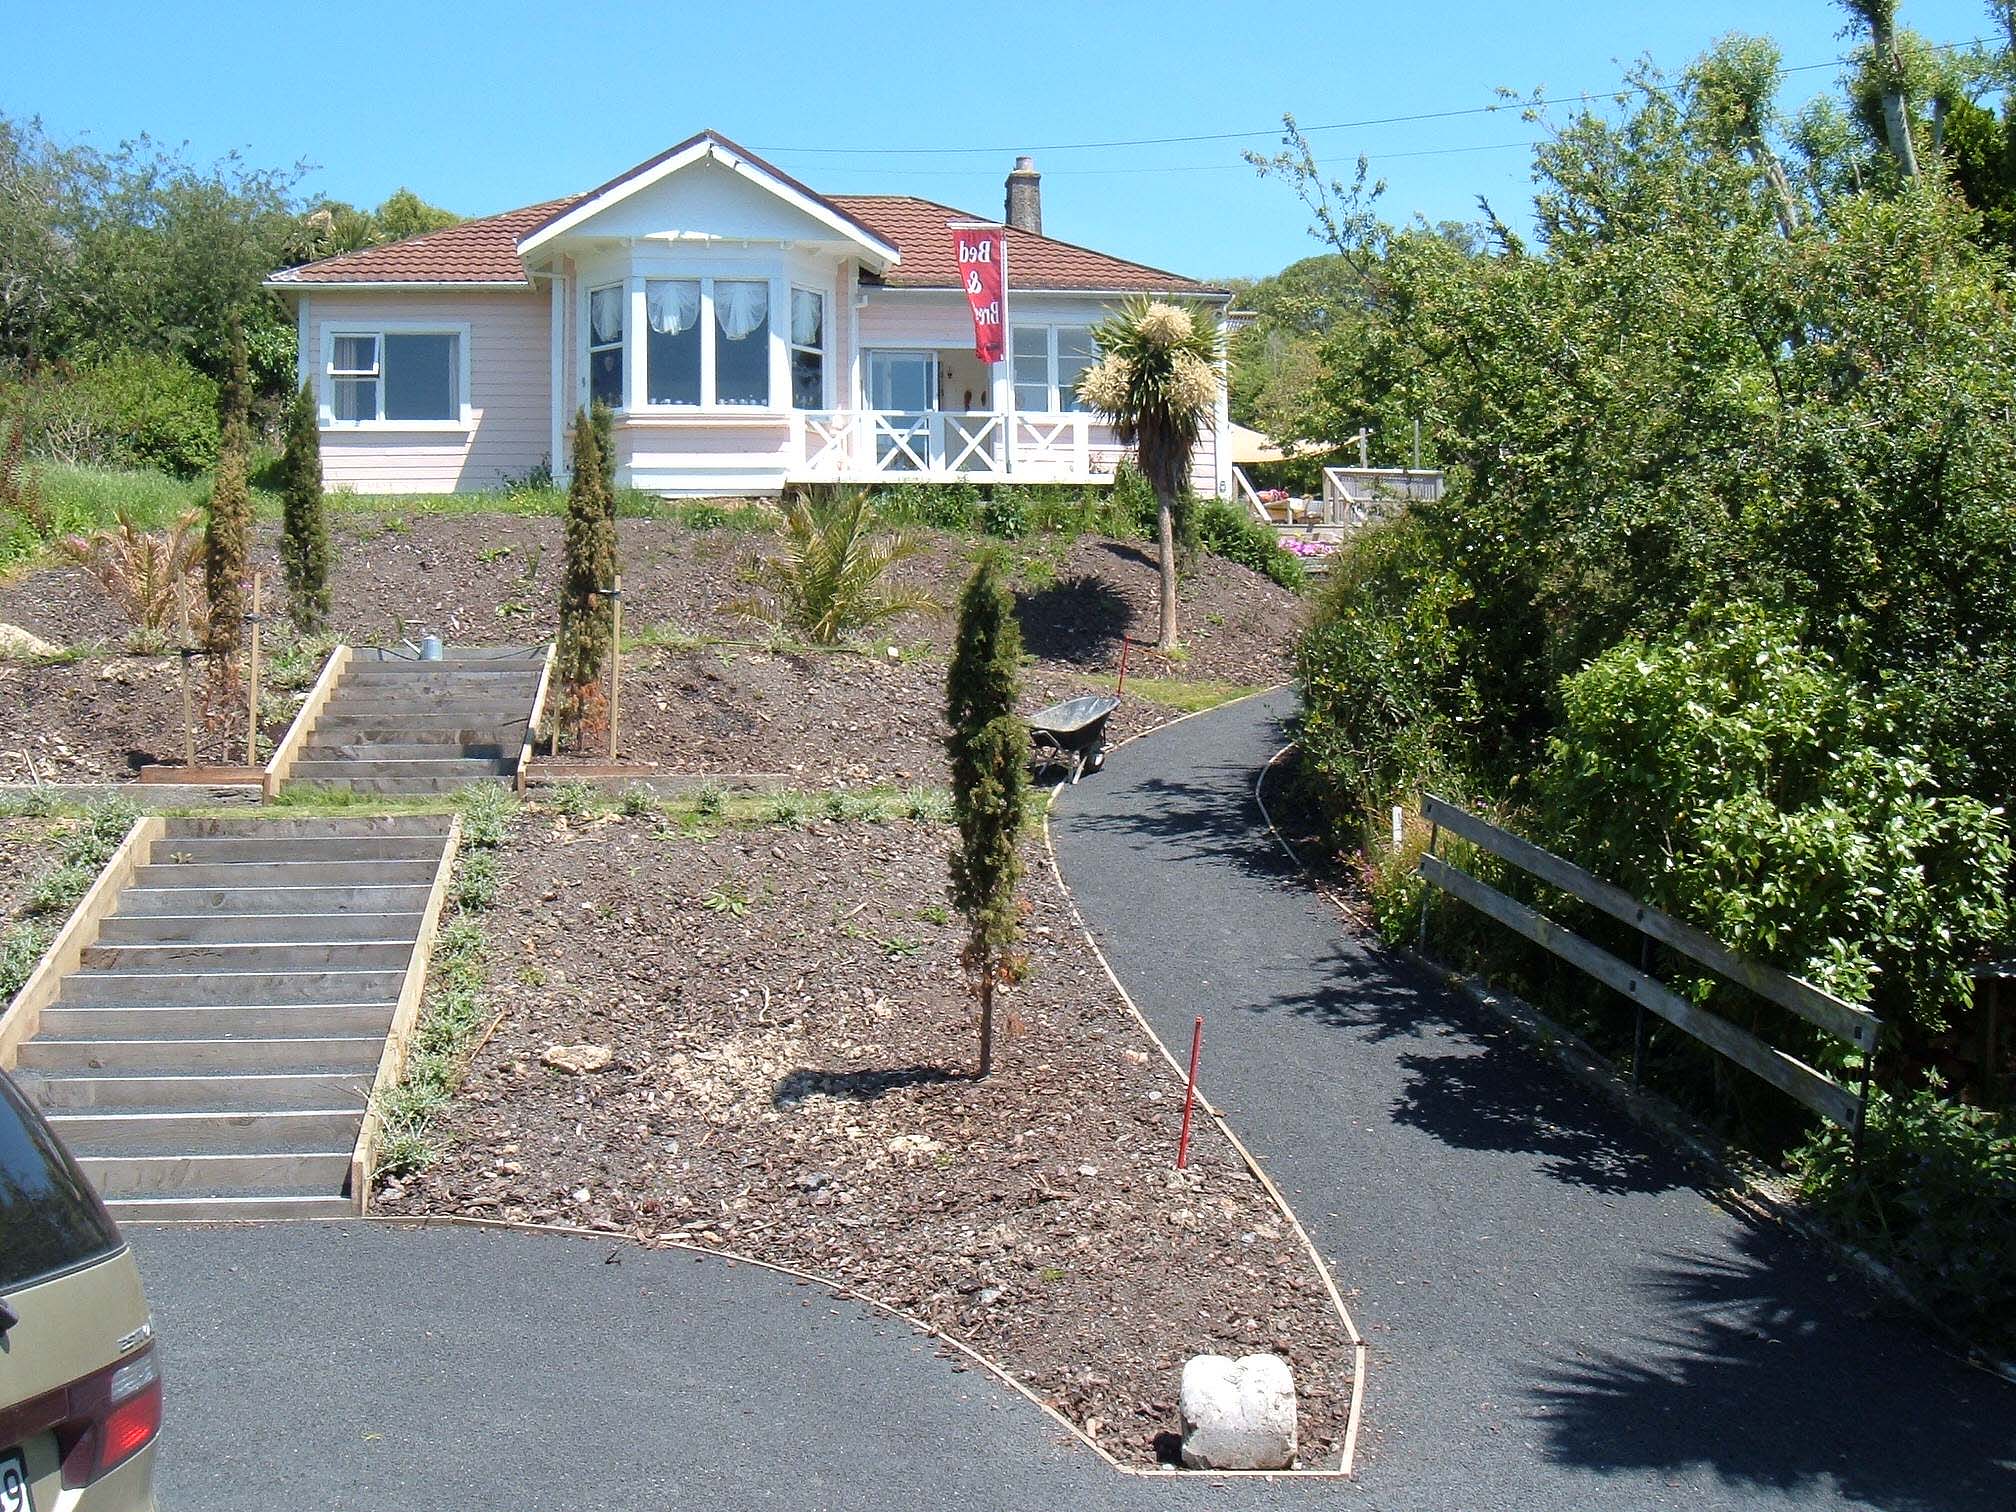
[514,642,556,795]
[0,816,163,1071]
[263,644,353,798]
[349,815,463,1210]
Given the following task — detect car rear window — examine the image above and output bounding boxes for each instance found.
[0,1070,121,1294]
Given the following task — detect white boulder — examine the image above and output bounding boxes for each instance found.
[1179,1352,1297,1470]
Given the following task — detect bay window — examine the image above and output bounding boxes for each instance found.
[790,288,825,408]
[1011,324,1096,413]
[324,328,464,426]
[644,280,701,406]
[588,285,625,408]
[712,281,769,406]
[631,276,773,408]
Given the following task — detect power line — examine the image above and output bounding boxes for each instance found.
[770,139,1543,180]
[753,36,1986,159]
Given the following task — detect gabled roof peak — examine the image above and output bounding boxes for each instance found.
[513,130,900,267]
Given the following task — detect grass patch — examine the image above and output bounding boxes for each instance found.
[372,790,519,1181]
[524,780,956,830]
[1112,676,1267,713]
[26,799,140,916]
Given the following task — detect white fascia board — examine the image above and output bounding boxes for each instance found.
[262,278,532,291]
[515,137,899,270]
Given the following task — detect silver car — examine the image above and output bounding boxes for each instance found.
[0,1068,160,1511]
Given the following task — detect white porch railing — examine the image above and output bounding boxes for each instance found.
[790,410,1100,484]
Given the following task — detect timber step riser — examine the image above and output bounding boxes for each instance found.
[19,1036,388,1074]
[83,1151,355,1199]
[81,941,416,972]
[21,1070,373,1112]
[288,776,511,794]
[135,860,442,888]
[95,912,425,945]
[60,970,410,1007]
[114,886,434,916]
[39,1004,397,1039]
[153,836,451,863]
[46,1108,366,1157]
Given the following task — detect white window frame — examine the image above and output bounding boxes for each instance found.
[1009,323,1096,414]
[788,285,828,410]
[319,321,472,432]
[632,273,781,413]
[587,283,627,410]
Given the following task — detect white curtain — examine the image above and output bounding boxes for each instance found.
[790,289,822,347]
[645,280,700,336]
[589,286,624,346]
[715,281,769,341]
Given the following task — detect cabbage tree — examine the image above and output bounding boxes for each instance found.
[1077,298,1224,650]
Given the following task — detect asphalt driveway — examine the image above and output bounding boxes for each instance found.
[130,1220,1337,1512]
[1048,688,2016,1512]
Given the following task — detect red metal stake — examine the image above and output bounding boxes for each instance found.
[1116,634,1132,698]
[1176,1015,1203,1169]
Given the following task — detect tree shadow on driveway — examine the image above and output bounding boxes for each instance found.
[1527,1214,2016,1510]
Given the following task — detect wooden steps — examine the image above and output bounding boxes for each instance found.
[7,815,457,1221]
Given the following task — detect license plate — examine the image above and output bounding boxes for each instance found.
[0,1449,30,1512]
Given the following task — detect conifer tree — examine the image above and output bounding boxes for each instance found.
[945,555,1029,1077]
[204,321,253,658]
[590,399,617,502]
[278,381,332,631]
[556,409,617,741]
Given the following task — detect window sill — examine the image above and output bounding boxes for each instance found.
[614,409,793,426]
[321,419,473,434]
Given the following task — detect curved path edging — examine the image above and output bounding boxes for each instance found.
[1038,685,1367,1477]
[1046,687,2016,1512]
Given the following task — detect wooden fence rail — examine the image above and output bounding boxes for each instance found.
[1416,793,1878,1137]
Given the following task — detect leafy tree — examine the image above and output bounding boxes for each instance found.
[278,382,331,631]
[203,324,253,659]
[945,555,1029,1078]
[555,410,616,742]
[731,488,937,645]
[1076,298,1225,649]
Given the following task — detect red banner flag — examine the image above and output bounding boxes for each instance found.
[952,225,1006,363]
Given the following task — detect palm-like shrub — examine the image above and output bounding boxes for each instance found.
[732,488,938,645]
[58,510,204,648]
[1076,298,1224,649]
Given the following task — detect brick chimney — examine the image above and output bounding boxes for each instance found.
[1005,156,1042,235]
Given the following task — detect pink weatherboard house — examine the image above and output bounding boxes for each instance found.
[265,129,1233,498]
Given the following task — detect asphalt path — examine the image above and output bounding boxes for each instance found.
[1048,688,2016,1512]
[129,1220,1340,1512]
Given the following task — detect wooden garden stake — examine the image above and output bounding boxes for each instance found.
[606,574,623,761]
[244,573,263,767]
[1177,1015,1204,1170]
[177,589,195,767]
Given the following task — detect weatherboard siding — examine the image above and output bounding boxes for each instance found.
[306,290,551,494]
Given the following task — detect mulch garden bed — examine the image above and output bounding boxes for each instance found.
[375,807,1354,1468]
[0,514,1298,785]
[0,656,284,784]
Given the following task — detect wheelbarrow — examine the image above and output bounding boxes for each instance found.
[1028,694,1120,784]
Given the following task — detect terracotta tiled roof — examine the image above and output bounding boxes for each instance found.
[267,199,579,285]
[267,149,1221,295]
[831,195,1223,295]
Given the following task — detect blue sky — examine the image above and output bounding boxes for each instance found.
[4,0,1994,281]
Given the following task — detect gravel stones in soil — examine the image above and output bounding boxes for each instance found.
[376,810,1354,1467]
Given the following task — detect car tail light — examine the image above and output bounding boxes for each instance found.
[57,1346,162,1487]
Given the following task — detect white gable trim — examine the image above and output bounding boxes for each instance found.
[517,137,900,268]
